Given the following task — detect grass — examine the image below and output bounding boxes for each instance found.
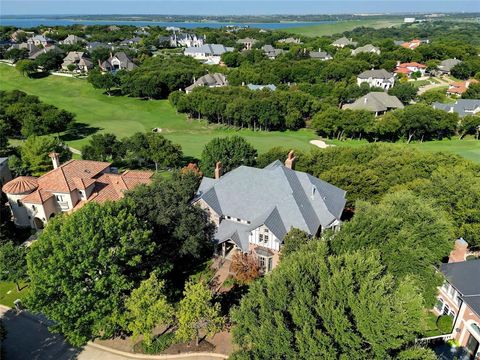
[0,281,29,308]
[423,312,443,337]
[1,64,479,163]
[0,64,318,158]
[284,18,404,37]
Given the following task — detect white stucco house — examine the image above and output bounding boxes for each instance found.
[357,69,396,90]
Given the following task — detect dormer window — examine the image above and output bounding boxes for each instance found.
[56,195,64,202]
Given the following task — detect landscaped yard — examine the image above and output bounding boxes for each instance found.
[0,281,29,308]
[284,17,404,37]
[1,64,479,163]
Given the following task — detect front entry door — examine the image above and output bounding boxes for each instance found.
[466,332,480,359]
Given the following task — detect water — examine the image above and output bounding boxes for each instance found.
[0,17,334,29]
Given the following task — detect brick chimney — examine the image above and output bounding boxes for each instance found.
[49,152,60,169]
[284,150,296,169]
[214,161,222,180]
[448,238,468,263]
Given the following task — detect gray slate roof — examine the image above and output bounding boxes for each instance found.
[440,259,480,316]
[358,69,394,80]
[309,51,332,60]
[195,161,347,251]
[433,99,480,117]
[184,44,233,56]
[101,52,137,71]
[247,84,277,91]
[261,45,285,58]
[331,37,357,47]
[185,73,228,92]
[438,58,462,72]
[352,44,380,55]
[343,92,404,113]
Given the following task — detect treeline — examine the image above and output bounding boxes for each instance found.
[170,86,320,131]
[0,90,75,138]
[311,104,480,142]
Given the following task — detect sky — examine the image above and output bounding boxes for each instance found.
[1,0,479,16]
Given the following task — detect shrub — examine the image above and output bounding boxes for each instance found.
[437,315,453,334]
[139,332,175,354]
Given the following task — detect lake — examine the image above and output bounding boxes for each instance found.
[0,18,334,29]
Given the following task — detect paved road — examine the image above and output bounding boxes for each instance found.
[0,307,134,360]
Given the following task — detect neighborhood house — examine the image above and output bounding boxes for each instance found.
[357,69,396,90]
[395,62,427,77]
[343,92,404,116]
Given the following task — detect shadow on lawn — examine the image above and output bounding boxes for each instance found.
[61,123,101,142]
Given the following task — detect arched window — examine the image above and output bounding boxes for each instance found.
[435,298,444,312]
[471,322,480,337]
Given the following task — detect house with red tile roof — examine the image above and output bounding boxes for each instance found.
[447,79,479,96]
[2,153,152,229]
[400,39,424,50]
[394,62,427,78]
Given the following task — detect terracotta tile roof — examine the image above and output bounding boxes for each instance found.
[401,39,422,49]
[87,170,153,204]
[22,189,54,204]
[37,160,110,192]
[2,176,38,194]
[394,67,411,74]
[399,62,426,68]
[448,79,479,94]
[72,177,96,190]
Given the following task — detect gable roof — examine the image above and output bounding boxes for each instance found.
[343,92,404,112]
[185,73,228,92]
[352,44,380,55]
[332,37,357,47]
[438,58,462,72]
[195,161,347,250]
[433,99,480,117]
[101,52,137,71]
[358,69,394,80]
[184,44,234,56]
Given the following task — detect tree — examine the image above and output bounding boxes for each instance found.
[200,136,257,177]
[396,347,437,360]
[15,60,37,77]
[388,83,418,104]
[458,115,480,139]
[175,281,223,346]
[34,51,64,71]
[5,48,29,62]
[451,62,472,80]
[26,201,156,346]
[311,107,344,139]
[81,133,125,162]
[124,273,174,347]
[330,191,453,304]
[20,135,71,176]
[231,242,426,359]
[124,132,182,171]
[87,69,119,95]
[230,253,260,284]
[462,83,480,99]
[67,64,77,72]
[280,228,311,259]
[256,147,291,168]
[0,242,27,291]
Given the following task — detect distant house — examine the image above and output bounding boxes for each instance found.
[447,79,479,96]
[436,58,462,75]
[433,239,480,360]
[193,155,346,273]
[261,45,285,59]
[331,37,357,48]
[404,17,416,23]
[170,32,204,48]
[278,37,302,45]
[395,62,427,77]
[107,25,120,31]
[399,39,428,50]
[7,42,39,58]
[62,51,93,73]
[351,44,380,56]
[27,35,53,47]
[29,45,63,60]
[2,154,152,229]
[10,30,34,42]
[433,99,480,117]
[100,52,137,72]
[184,44,234,64]
[60,34,85,45]
[247,84,277,91]
[309,49,333,61]
[86,41,110,51]
[120,37,142,46]
[185,73,228,93]
[343,92,404,116]
[357,69,396,90]
[236,38,258,50]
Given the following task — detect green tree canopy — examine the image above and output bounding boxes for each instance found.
[0,241,27,291]
[231,241,426,359]
[20,135,71,176]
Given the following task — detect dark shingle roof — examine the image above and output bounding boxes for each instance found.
[440,260,480,296]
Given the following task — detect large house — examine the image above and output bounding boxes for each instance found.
[261,45,285,59]
[193,154,346,273]
[7,42,39,58]
[447,79,478,96]
[395,62,427,77]
[309,49,333,61]
[184,44,234,64]
[331,37,357,48]
[28,45,63,60]
[278,37,302,45]
[434,239,480,359]
[343,92,404,116]
[62,51,93,73]
[185,73,228,93]
[357,69,396,90]
[433,99,480,117]
[60,34,85,45]
[170,32,204,48]
[351,44,380,56]
[27,35,53,47]
[399,39,428,50]
[2,153,152,230]
[436,58,462,75]
[100,52,137,72]
[236,38,257,50]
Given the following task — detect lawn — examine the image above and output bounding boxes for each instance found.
[0,281,29,308]
[284,18,404,37]
[0,65,318,158]
[1,64,479,163]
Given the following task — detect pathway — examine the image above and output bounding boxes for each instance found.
[417,77,450,95]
